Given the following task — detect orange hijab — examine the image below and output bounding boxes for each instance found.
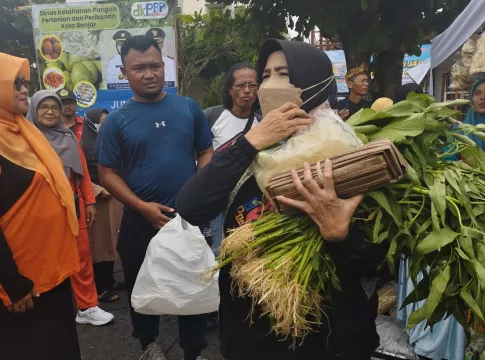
[0,53,78,236]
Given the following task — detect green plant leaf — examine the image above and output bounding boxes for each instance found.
[352,124,379,134]
[367,190,402,226]
[401,276,429,308]
[407,305,428,328]
[429,176,447,227]
[461,147,485,172]
[369,114,426,143]
[347,109,390,126]
[405,164,420,185]
[416,227,460,255]
[426,265,450,320]
[460,288,485,323]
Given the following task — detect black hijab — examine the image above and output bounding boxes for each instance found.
[394,83,423,103]
[257,39,338,112]
[81,108,108,184]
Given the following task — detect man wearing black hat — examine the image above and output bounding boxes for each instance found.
[106,30,132,88]
[57,89,83,141]
[146,28,176,88]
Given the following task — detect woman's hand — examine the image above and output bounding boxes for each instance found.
[245,102,311,151]
[86,204,97,229]
[277,160,364,242]
[8,288,39,314]
[100,188,111,199]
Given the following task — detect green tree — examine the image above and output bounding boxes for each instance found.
[0,0,41,92]
[209,0,470,99]
[177,8,279,99]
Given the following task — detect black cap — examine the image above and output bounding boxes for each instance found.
[113,30,132,42]
[146,28,166,40]
[56,88,76,101]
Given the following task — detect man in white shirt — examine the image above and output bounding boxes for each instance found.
[205,63,260,152]
[204,62,260,330]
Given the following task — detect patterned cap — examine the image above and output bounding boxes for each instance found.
[113,30,132,41]
[345,63,369,81]
[146,28,166,40]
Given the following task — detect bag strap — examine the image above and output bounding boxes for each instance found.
[242,111,255,134]
[215,112,255,153]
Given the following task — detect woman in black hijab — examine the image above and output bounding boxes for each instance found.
[177,39,384,360]
[82,108,123,303]
[394,83,423,103]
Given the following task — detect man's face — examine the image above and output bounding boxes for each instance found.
[61,98,77,118]
[348,74,369,96]
[229,68,258,111]
[121,46,165,100]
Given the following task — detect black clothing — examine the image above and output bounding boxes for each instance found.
[394,83,423,103]
[117,210,207,360]
[93,261,116,294]
[176,136,384,360]
[337,97,372,118]
[257,39,338,110]
[81,108,108,184]
[0,279,82,360]
[0,155,34,303]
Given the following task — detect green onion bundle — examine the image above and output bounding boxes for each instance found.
[209,93,485,344]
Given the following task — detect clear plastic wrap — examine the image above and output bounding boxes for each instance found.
[374,315,419,360]
[378,281,398,315]
[254,106,362,195]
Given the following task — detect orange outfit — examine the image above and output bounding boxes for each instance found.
[0,53,80,306]
[70,145,99,310]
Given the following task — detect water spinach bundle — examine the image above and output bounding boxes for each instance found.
[211,93,485,344]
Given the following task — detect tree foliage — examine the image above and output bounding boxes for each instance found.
[177,7,278,98]
[0,0,44,92]
[209,0,470,98]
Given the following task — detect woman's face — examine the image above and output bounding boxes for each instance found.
[262,51,289,84]
[472,82,485,114]
[12,72,29,114]
[99,111,108,125]
[37,97,61,128]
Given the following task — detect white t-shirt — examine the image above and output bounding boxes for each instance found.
[211,109,258,150]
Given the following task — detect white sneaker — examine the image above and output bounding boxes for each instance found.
[75,306,114,326]
[140,343,166,360]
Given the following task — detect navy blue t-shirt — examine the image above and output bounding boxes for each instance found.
[97,94,213,210]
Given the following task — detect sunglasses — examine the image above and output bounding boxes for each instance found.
[14,78,31,92]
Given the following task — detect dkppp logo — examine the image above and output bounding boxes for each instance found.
[132,1,169,20]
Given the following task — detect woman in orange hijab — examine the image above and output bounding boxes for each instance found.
[0,53,81,359]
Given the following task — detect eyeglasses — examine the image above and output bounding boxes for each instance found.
[14,78,31,91]
[38,104,61,113]
[352,79,370,85]
[233,82,258,90]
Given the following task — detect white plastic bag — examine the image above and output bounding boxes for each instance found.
[131,214,219,316]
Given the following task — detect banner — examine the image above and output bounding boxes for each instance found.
[31,0,177,114]
[324,50,348,94]
[325,45,431,93]
[402,44,431,84]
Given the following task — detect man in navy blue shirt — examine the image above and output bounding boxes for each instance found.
[98,35,213,360]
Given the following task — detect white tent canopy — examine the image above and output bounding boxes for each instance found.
[408,0,485,94]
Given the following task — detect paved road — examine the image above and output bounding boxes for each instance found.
[77,263,224,360]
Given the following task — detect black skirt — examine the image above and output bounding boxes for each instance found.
[0,279,81,360]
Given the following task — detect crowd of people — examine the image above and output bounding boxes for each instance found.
[1,32,485,360]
